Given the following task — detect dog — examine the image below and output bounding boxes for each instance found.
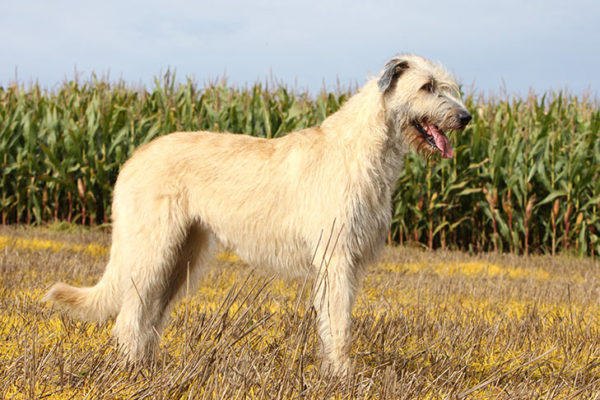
[44,54,471,374]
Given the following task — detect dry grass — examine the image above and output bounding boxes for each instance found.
[1,225,600,399]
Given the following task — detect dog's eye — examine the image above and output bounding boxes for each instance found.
[420,82,435,92]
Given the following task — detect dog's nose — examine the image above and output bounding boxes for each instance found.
[459,111,472,126]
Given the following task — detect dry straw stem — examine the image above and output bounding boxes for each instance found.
[1,226,600,399]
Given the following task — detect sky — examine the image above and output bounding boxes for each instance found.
[1,0,599,96]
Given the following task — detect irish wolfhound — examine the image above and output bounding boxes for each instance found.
[44,54,471,373]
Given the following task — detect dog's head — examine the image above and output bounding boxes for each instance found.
[377,55,471,159]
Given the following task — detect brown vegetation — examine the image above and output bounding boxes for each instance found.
[1,226,600,399]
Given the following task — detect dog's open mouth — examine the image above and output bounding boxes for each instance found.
[412,120,454,159]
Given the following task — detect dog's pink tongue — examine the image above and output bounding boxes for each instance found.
[427,125,454,159]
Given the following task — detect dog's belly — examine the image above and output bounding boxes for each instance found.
[213,226,315,278]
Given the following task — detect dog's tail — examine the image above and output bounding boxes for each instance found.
[43,276,119,322]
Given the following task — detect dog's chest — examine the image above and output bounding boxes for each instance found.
[345,183,392,267]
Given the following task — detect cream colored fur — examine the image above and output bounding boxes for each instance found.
[44,54,470,374]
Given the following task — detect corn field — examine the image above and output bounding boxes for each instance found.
[1,73,599,255]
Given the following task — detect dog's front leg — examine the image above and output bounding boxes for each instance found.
[313,256,357,375]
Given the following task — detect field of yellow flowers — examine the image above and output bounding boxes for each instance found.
[1,225,599,399]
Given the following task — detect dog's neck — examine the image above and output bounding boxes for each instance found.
[320,79,408,193]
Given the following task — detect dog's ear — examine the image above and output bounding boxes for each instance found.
[377,59,409,92]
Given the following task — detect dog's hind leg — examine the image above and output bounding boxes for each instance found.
[111,211,213,362]
[160,222,215,311]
